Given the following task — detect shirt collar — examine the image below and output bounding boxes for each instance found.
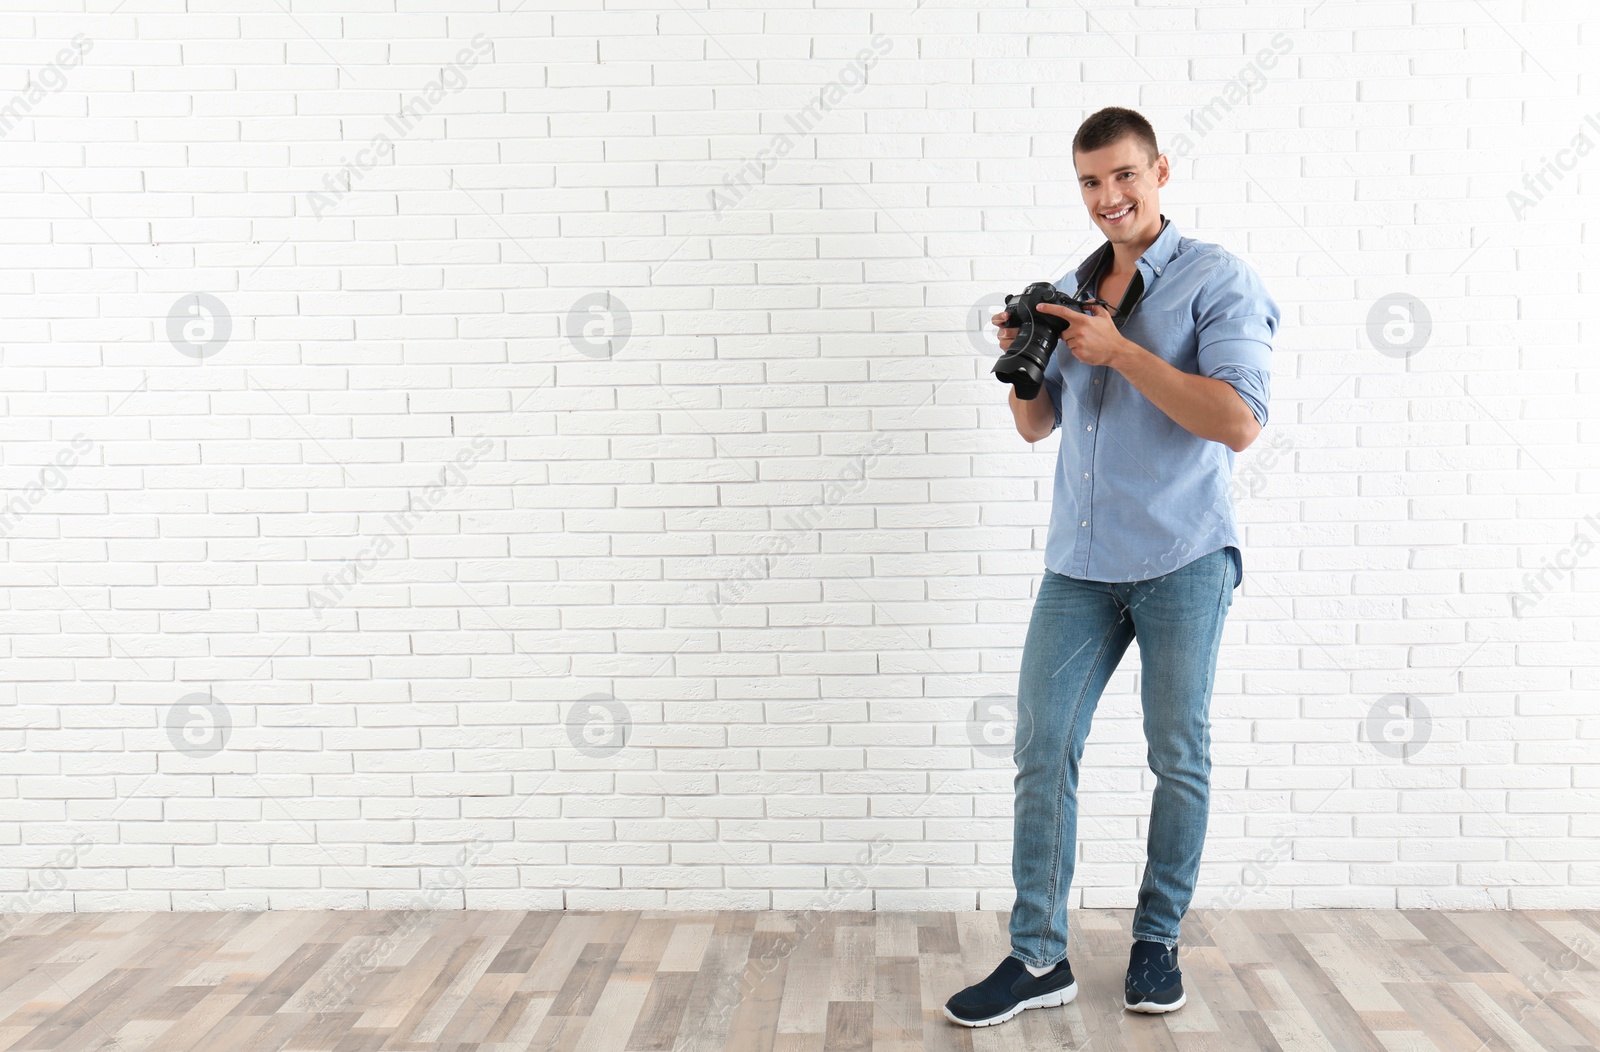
[1072,214,1180,291]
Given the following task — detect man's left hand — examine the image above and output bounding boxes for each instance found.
[1037,301,1131,369]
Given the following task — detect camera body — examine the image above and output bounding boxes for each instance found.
[991,281,1114,400]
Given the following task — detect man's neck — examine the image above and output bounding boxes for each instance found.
[1106,216,1164,275]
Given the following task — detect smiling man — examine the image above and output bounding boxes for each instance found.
[944,106,1280,1026]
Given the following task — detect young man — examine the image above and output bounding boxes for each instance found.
[945,107,1280,1026]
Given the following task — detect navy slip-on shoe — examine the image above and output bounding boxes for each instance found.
[944,955,1078,1027]
[1124,938,1186,1013]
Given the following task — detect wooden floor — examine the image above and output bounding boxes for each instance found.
[1,908,1597,1051]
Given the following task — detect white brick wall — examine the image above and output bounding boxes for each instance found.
[1,1,1597,918]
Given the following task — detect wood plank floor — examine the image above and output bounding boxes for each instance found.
[1,908,1597,1051]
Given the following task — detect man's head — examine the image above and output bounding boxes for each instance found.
[1072,107,1170,249]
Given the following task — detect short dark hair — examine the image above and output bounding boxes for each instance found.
[1072,106,1159,165]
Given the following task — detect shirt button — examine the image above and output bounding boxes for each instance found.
[1086,425,1093,431]
[1093,378,1101,384]
[1082,472,1089,479]
[1080,520,1088,527]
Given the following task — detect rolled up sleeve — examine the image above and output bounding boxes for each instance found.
[1195,256,1279,428]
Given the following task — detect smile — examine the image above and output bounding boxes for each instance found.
[1102,204,1134,224]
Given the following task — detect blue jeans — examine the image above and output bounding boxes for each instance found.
[1009,546,1238,966]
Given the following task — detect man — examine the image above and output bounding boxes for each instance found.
[944,106,1280,1026]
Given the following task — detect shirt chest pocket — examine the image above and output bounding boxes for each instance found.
[1120,307,1195,370]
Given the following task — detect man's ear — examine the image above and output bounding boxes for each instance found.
[1154,153,1170,188]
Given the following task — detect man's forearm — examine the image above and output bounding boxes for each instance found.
[1111,339,1260,452]
[1009,386,1056,443]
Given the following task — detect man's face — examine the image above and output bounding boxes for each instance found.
[1074,135,1170,247]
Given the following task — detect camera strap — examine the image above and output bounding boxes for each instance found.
[1110,270,1145,329]
[1074,254,1144,331]
[1072,216,1166,328]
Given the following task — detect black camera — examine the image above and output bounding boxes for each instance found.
[991,282,1114,400]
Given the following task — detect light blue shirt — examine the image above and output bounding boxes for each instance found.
[1040,216,1279,589]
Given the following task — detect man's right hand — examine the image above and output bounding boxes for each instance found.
[998,309,1054,437]
[992,311,1018,352]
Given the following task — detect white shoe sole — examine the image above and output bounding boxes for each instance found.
[943,980,1078,1027]
[1125,990,1186,1013]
